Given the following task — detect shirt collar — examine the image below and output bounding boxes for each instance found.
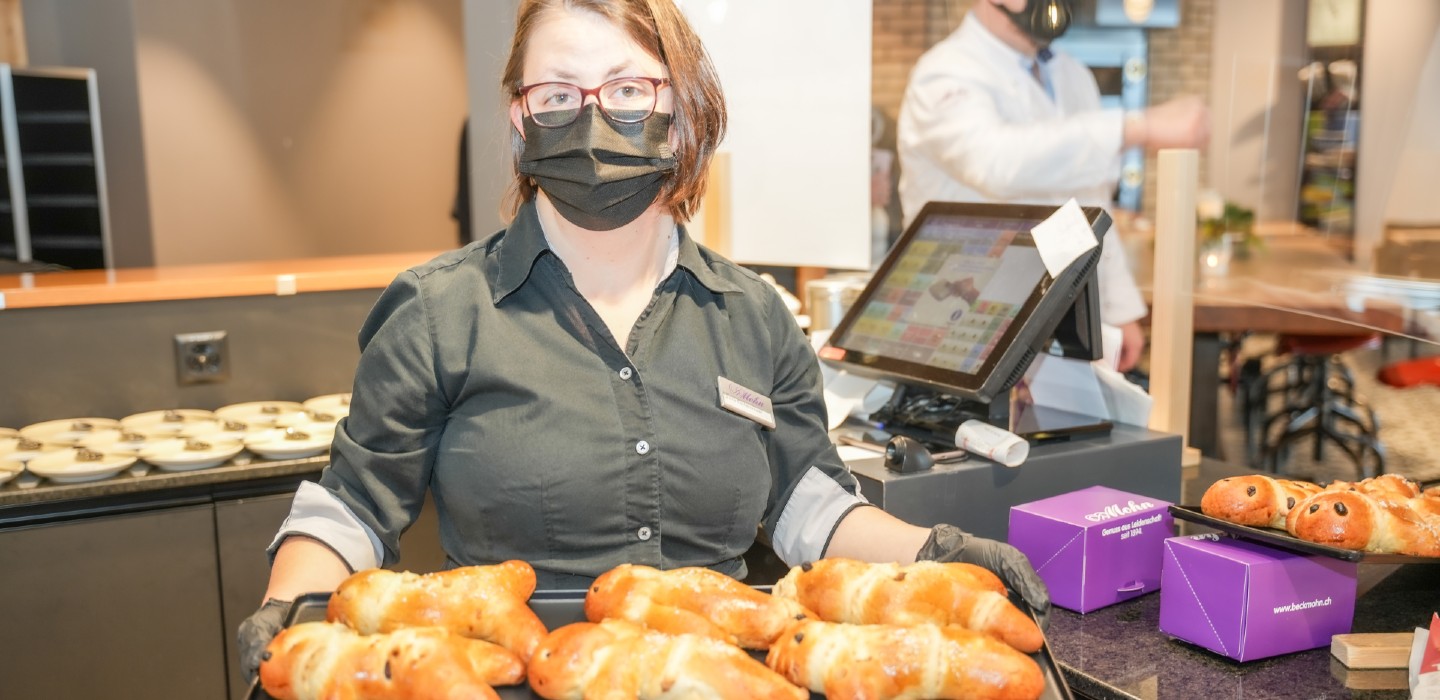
[959,11,1042,73]
[488,199,743,304]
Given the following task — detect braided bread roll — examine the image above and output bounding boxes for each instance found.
[772,558,1043,653]
[584,563,814,649]
[527,619,807,700]
[766,620,1044,700]
[258,622,523,700]
[1199,475,1323,529]
[327,561,548,661]
[1332,473,1422,499]
[1285,486,1440,556]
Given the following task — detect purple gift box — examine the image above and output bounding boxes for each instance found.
[1008,485,1174,613]
[1159,534,1357,662]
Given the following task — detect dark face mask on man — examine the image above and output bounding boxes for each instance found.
[517,103,677,231]
[1001,0,1074,49]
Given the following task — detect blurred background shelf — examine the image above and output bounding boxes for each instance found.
[0,64,111,271]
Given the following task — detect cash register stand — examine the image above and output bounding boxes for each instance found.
[841,421,1182,542]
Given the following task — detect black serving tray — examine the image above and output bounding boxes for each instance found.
[1170,504,1440,564]
[249,590,1073,700]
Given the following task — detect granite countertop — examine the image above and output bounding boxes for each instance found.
[1040,459,1436,699]
[0,452,328,509]
[1042,460,1434,697]
[1047,542,1436,700]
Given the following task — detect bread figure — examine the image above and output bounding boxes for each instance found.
[259,622,523,700]
[527,619,806,700]
[327,561,548,661]
[772,558,1043,653]
[766,619,1044,700]
[1285,488,1440,557]
[585,563,814,649]
[1321,474,1420,501]
[1199,475,1322,529]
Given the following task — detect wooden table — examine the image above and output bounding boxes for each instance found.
[1133,225,1407,459]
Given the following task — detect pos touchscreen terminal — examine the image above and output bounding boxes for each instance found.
[818,201,1113,447]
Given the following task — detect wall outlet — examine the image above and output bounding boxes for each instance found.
[174,331,230,385]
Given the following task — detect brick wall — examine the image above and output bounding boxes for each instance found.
[872,0,933,124]
[871,0,1215,217]
[1142,0,1214,215]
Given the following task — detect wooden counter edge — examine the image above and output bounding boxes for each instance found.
[0,251,445,310]
[1331,632,1415,669]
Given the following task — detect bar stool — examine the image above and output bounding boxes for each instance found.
[1243,333,1385,478]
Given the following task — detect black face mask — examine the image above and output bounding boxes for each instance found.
[1002,0,1074,49]
[517,103,677,231]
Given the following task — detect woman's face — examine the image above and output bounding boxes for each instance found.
[509,7,673,134]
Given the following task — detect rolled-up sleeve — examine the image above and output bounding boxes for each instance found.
[759,292,868,565]
[300,270,451,567]
[267,481,384,571]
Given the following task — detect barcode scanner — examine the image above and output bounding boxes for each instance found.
[884,436,935,473]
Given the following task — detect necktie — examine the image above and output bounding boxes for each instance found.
[1030,57,1052,99]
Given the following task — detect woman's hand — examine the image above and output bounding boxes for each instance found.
[915,523,1051,630]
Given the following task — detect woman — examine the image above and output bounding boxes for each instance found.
[240,0,1047,681]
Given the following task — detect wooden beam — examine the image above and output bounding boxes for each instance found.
[1148,149,1198,464]
[0,0,25,68]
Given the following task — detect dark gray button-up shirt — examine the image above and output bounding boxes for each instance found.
[315,201,865,588]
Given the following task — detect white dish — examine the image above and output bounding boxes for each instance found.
[214,401,306,428]
[19,418,123,446]
[178,419,253,442]
[76,429,157,454]
[27,448,137,484]
[302,393,352,417]
[140,438,245,471]
[243,426,334,460]
[0,435,62,465]
[276,410,343,429]
[120,409,218,435]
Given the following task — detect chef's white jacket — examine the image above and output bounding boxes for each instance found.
[898,13,1148,327]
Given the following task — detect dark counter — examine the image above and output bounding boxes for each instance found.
[1045,458,1435,699]
[0,453,326,527]
[1049,564,1432,699]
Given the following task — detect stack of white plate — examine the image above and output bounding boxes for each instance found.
[302,393,352,419]
[214,401,307,429]
[179,419,256,442]
[120,409,219,436]
[26,447,137,484]
[77,428,171,456]
[0,429,39,485]
[19,418,123,447]
[139,437,246,472]
[243,425,335,460]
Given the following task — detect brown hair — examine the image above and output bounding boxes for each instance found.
[500,0,727,223]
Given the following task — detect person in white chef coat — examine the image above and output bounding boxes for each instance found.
[898,0,1209,372]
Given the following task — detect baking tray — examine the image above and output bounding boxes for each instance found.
[248,590,1073,700]
[1170,505,1440,564]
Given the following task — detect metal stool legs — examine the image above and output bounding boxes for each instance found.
[1243,352,1385,479]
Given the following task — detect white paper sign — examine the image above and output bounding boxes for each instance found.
[1025,353,1110,420]
[1029,199,1098,277]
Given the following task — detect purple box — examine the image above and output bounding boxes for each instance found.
[1159,535,1357,662]
[1008,486,1174,613]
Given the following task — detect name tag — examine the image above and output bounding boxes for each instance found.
[717,376,776,430]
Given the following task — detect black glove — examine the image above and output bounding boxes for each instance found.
[917,523,1051,631]
[237,598,292,685]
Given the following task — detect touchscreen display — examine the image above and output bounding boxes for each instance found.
[838,214,1046,376]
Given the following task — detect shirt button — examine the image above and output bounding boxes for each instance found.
[635,440,650,455]
[619,367,633,380]
[637,526,653,541]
